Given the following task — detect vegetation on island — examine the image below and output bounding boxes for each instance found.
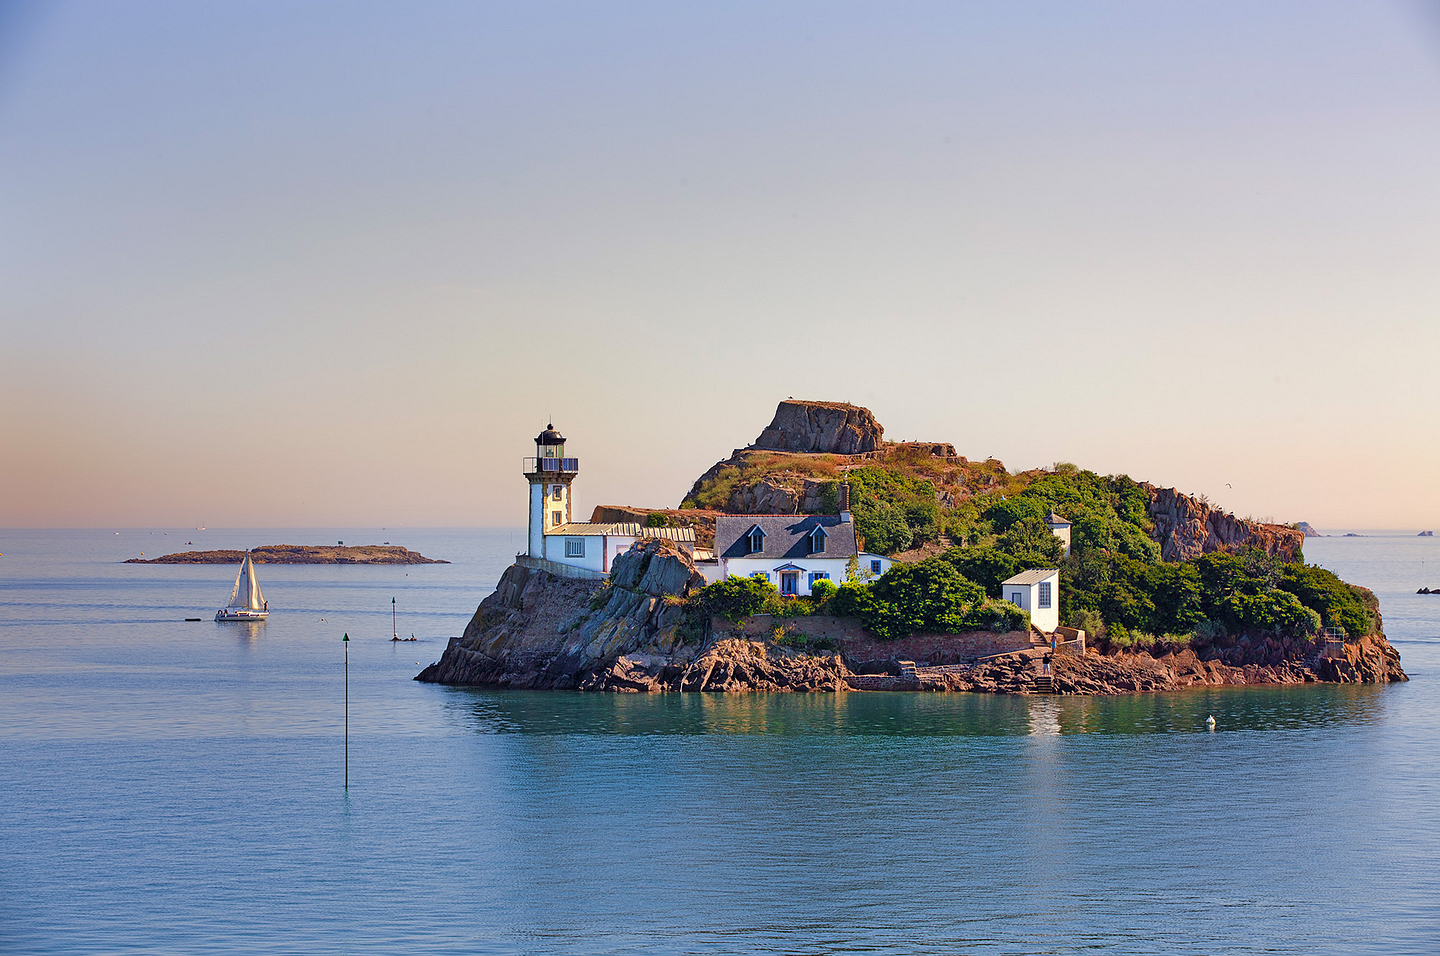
[685,559,1028,642]
[685,451,1376,647]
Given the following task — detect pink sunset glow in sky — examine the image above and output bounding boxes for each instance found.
[2,1,1439,530]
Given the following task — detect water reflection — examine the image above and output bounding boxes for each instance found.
[443,683,1395,738]
[222,621,267,645]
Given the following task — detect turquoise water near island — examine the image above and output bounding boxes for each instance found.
[1,528,1438,955]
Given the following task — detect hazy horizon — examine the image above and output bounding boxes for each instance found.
[4,2,1439,530]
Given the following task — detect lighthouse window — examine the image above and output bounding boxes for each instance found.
[565,538,585,558]
[552,510,563,526]
[552,486,563,500]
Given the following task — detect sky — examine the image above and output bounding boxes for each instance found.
[2,1,1439,531]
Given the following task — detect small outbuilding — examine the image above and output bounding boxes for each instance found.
[1044,511,1072,557]
[1001,568,1060,633]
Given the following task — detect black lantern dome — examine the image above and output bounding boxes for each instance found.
[536,424,565,446]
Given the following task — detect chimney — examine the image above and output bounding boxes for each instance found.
[838,482,852,523]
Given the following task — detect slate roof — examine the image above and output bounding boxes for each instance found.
[1044,510,1071,526]
[715,515,858,560]
[1001,569,1060,586]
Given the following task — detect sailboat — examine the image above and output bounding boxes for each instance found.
[215,553,269,622]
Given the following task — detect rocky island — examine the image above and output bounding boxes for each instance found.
[418,400,1405,695]
[127,544,447,564]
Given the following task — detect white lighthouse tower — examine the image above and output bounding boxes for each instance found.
[524,424,579,558]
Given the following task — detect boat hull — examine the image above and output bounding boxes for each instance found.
[215,609,269,622]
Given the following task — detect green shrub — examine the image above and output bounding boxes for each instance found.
[1277,563,1376,636]
[996,516,1065,566]
[859,557,987,640]
[831,581,875,619]
[940,546,1021,598]
[847,466,944,554]
[808,578,838,612]
[693,575,776,622]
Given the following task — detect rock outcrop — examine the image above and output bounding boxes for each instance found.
[753,400,883,455]
[1143,484,1304,562]
[416,538,705,689]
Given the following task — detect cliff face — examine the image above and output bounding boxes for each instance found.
[416,539,703,689]
[415,539,849,691]
[754,400,883,454]
[1143,484,1304,562]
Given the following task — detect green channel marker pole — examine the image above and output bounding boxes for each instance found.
[342,632,349,790]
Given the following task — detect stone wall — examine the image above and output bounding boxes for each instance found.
[716,614,1034,666]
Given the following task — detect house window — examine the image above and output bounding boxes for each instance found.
[747,527,765,554]
[870,560,882,575]
[809,526,827,554]
[552,486,563,500]
[552,511,563,526]
[1038,581,1052,609]
[565,538,585,558]
[808,572,829,589]
[1010,591,1024,607]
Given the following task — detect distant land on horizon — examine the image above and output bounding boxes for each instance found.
[124,544,448,565]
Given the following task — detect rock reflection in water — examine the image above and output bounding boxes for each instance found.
[443,683,1391,739]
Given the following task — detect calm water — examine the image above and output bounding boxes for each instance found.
[1,528,1438,955]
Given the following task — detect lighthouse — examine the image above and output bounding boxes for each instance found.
[524,424,579,557]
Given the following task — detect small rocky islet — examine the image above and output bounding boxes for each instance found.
[418,400,1407,696]
[126,544,447,565]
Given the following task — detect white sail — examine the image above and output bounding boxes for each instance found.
[245,555,265,610]
[227,554,265,610]
[227,562,245,607]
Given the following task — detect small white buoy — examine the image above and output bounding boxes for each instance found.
[1206,715,1217,730]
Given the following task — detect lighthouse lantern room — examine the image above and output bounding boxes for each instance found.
[524,424,579,557]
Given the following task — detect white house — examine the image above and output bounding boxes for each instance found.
[523,425,695,576]
[543,522,695,574]
[714,514,892,596]
[1000,568,1060,633]
[1045,510,1072,557]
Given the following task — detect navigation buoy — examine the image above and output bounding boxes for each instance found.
[1206,715,1217,730]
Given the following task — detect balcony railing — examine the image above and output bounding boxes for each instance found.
[523,457,580,474]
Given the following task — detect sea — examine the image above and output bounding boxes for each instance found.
[1,528,1438,956]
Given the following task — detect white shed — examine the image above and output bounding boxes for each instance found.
[1044,511,1072,557]
[1000,568,1060,633]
